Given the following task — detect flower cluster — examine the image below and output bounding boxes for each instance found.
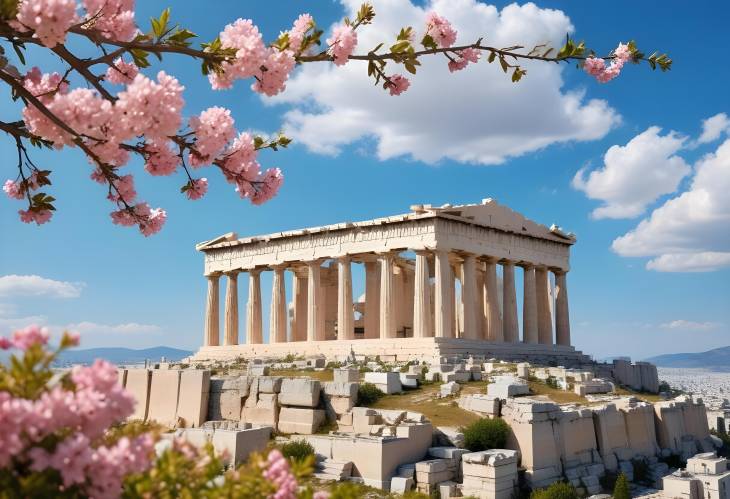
[288,14,314,53]
[82,0,137,42]
[584,43,632,83]
[327,25,358,66]
[384,74,411,96]
[14,0,77,48]
[424,12,457,49]
[104,57,139,85]
[3,171,54,226]
[262,449,299,499]
[449,47,480,72]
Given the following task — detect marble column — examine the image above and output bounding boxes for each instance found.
[484,259,503,342]
[434,250,454,338]
[555,270,571,346]
[461,254,479,339]
[307,261,325,342]
[291,271,307,341]
[223,271,239,345]
[337,256,354,340]
[364,261,380,339]
[475,266,486,340]
[379,253,396,339]
[269,266,287,343]
[204,274,220,346]
[502,261,519,343]
[522,265,538,343]
[413,250,432,338]
[535,266,553,345]
[246,270,263,344]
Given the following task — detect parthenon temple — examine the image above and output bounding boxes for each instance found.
[189,199,589,364]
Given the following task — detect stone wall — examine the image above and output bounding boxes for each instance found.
[613,360,660,393]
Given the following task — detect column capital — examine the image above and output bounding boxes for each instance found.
[224,269,241,277]
[413,248,432,256]
[500,259,516,266]
[270,263,288,271]
[337,254,352,263]
[305,259,324,268]
[205,272,222,280]
[480,255,500,264]
[551,267,568,275]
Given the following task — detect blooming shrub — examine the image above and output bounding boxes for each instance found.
[0,324,346,498]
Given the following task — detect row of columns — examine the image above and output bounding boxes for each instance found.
[203,251,570,347]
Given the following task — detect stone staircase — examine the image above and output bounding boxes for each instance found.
[313,457,353,481]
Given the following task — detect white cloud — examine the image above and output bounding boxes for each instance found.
[697,113,730,144]
[612,138,730,271]
[65,321,162,335]
[0,314,48,331]
[572,127,689,219]
[660,320,721,331]
[270,0,619,165]
[0,274,84,298]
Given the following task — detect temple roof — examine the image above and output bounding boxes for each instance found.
[197,198,576,252]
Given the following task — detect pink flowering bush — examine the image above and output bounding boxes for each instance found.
[1,2,670,235]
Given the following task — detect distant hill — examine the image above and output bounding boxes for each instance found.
[645,345,730,371]
[55,346,193,366]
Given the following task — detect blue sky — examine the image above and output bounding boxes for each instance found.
[1,0,728,359]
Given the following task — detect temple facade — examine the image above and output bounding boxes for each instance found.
[189,199,590,364]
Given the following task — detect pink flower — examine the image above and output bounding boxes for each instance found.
[108,174,136,203]
[220,132,258,182]
[139,207,166,237]
[250,168,283,205]
[185,178,208,200]
[208,19,267,90]
[3,180,24,200]
[584,42,632,83]
[289,13,313,52]
[83,0,137,42]
[65,331,81,346]
[115,71,185,140]
[613,42,632,63]
[263,450,298,499]
[327,25,357,66]
[384,74,410,96]
[448,47,480,72]
[144,140,180,176]
[252,49,296,97]
[105,58,139,85]
[10,324,50,350]
[189,107,236,166]
[18,209,53,225]
[15,0,77,48]
[424,12,457,48]
[0,337,12,350]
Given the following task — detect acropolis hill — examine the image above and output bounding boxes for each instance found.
[190,198,584,365]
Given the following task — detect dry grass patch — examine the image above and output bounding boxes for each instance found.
[527,380,589,405]
[613,386,664,403]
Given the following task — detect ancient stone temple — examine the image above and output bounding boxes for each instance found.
[189,199,590,364]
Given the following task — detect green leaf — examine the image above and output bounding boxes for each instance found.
[499,56,509,73]
[421,34,437,50]
[487,51,496,63]
[12,42,25,65]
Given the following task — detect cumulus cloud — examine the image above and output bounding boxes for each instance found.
[270,0,619,165]
[697,112,730,144]
[0,274,84,298]
[572,127,689,219]
[660,320,721,331]
[65,321,162,335]
[612,138,730,271]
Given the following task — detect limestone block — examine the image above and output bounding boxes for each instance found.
[278,407,325,434]
[517,363,530,379]
[308,358,326,368]
[463,449,519,466]
[279,378,321,408]
[210,426,272,467]
[364,372,401,394]
[438,481,458,499]
[210,390,243,421]
[452,371,472,383]
[459,394,500,417]
[323,381,358,399]
[390,476,414,493]
[125,369,152,421]
[176,370,210,428]
[241,406,279,428]
[440,381,461,398]
[592,404,630,469]
[416,469,454,485]
[333,368,359,383]
[433,427,465,448]
[616,398,659,457]
[416,459,448,474]
[400,373,419,389]
[147,369,182,427]
[487,376,529,399]
[257,376,283,393]
[425,371,441,382]
[471,371,483,381]
[408,364,424,375]
[249,364,270,376]
[397,463,416,478]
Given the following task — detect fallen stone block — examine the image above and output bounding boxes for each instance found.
[147,369,182,427]
[210,426,272,467]
[363,372,401,394]
[278,407,325,434]
[440,381,461,398]
[400,373,419,389]
[256,376,283,393]
[249,365,270,376]
[333,368,359,383]
[279,378,321,408]
[125,369,151,421]
[390,476,414,494]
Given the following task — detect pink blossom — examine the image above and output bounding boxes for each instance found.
[10,324,50,350]
[613,42,632,63]
[209,19,267,90]
[252,49,296,96]
[108,174,136,203]
[15,0,77,48]
[65,330,81,346]
[139,207,167,237]
[83,0,137,42]
[115,71,185,140]
[189,106,236,166]
[448,47,480,72]
[250,168,283,205]
[105,58,139,85]
[289,13,313,52]
[0,337,12,350]
[384,74,410,96]
[424,12,457,48]
[185,178,208,200]
[262,450,298,499]
[584,43,632,83]
[18,209,53,225]
[220,132,258,182]
[3,179,24,200]
[327,25,357,66]
[144,140,180,176]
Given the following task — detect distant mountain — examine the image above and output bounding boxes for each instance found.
[645,345,730,371]
[55,346,193,366]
